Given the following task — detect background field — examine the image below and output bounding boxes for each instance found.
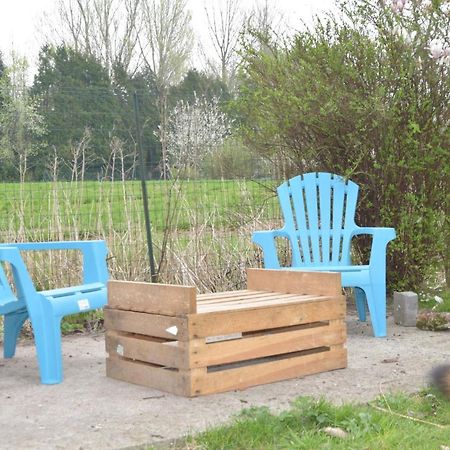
[0,178,283,292]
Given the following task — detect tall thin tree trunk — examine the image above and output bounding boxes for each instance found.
[159,89,169,180]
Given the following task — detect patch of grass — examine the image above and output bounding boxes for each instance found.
[60,310,104,334]
[419,289,450,313]
[173,391,450,450]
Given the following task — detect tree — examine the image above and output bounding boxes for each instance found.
[139,0,193,179]
[169,69,230,107]
[0,52,4,78]
[32,44,118,175]
[112,64,160,177]
[244,0,286,54]
[167,94,232,177]
[203,0,244,90]
[237,0,450,290]
[45,0,141,75]
[0,52,5,110]
[0,54,45,182]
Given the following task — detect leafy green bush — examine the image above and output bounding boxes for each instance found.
[236,0,449,291]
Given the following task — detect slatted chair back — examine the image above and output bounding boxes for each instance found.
[277,172,359,266]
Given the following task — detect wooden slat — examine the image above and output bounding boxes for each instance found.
[197,292,304,308]
[197,290,250,301]
[200,292,305,305]
[197,290,284,304]
[197,294,321,313]
[190,346,347,396]
[189,296,345,338]
[108,280,196,315]
[189,320,346,368]
[247,269,341,296]
[106,357,191,396]
[243,320,329,337]
[105,330,188,369]
[104,307,189,341]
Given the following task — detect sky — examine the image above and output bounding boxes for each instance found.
[0,0,336,76]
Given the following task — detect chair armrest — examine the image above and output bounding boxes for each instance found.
[351,227,396,268]
[0,241,109,284]
[0,247,38,297]
[252,230,289,269]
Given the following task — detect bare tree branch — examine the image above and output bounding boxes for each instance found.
[203,0,245,90]
[43,0,141,75]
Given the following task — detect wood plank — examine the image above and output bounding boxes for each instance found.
[188,296,345,338]
[197,294,322,313]
[197,291,299,306]
[105,330,189,369]
[189,320,346,367]
[108,280,196,315]
[190,346,347,396]
[106,356,191,396]
[104,307,189,341]
[247,269,341,296]
[197,290,284,304]
[242,321,329,338]
[197,290,252,300]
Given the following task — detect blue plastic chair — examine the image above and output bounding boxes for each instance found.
[0,240,108,384]
[253,173,396,337]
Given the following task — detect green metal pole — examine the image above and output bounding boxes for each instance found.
[133,91,157,282]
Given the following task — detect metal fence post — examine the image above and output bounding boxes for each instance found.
[133,91,157,282]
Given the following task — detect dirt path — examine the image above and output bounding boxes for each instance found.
[1,314,449,450]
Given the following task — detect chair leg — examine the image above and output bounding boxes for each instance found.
[32,315,64,384]
[363,284,387,338]
[354,288,367,322]
[3,309,28,358]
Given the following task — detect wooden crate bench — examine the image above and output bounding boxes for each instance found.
[105,269,347,396]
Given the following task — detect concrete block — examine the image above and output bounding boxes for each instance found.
[394,291,418,326]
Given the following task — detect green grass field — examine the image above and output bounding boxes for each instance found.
[0,179,280,237]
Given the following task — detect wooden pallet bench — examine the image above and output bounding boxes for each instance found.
[105,269,347,396]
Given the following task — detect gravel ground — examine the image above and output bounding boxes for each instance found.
[1,314,449,450]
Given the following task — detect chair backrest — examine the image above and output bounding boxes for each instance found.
[277,172,359,266]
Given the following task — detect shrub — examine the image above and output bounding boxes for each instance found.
[236,0,450,291]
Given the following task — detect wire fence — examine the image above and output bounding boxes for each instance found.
[0,166,284,292]
[0,87,285,292]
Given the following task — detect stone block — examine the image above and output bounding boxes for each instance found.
[393,291,418,326]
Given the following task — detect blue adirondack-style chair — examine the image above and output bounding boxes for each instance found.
[0,240,108,384]
[253,172,396,337]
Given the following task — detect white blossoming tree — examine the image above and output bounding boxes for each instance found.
[166,94,232,177]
